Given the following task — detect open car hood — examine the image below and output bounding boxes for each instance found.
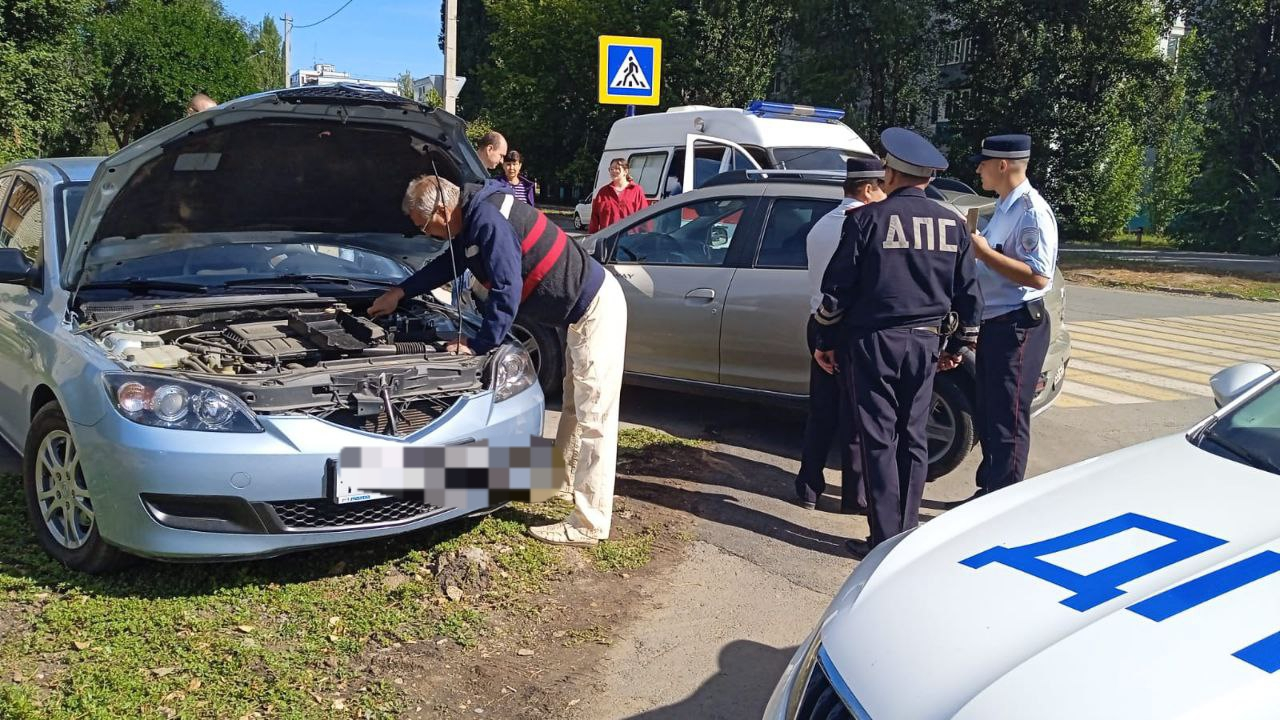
[62,85,483,288]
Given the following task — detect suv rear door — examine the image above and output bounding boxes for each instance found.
[720,192,842,394]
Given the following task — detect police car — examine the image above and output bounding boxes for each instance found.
[765,361,1280,719]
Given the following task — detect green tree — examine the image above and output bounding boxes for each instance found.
[780,0,939,135]
[1143,31,1206,233]
[86,0,257,147]
[1169,0,1280,254]
[0,0,93,162]
[654,0,794,107]
[464,0,793,195]
[396,70,414,98]
[245,13,284,91]
[944,0,1170,240]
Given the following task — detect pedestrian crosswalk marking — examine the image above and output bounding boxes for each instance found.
[1054,311,1280,408]
[609,50,651,90]
[1069,328,1263,363]
[1092,320,1271,353]
[1147,317,1280,344]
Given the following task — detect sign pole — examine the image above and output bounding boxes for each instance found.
[626,105,636,117]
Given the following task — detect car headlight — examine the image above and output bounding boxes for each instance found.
[492,344,536,402]
[104,373,263,432]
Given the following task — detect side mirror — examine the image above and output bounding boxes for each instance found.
[1209,362,1274,408]
[0,247,37,286]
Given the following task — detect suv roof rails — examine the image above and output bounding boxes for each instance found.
[702,169,846,189]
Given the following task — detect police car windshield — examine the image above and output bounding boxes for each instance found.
[1199,377,1280,476]
[771,148,849,172]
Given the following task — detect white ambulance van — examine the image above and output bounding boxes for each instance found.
[591,100,876,203]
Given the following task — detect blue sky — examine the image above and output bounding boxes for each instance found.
[221,1,446,83]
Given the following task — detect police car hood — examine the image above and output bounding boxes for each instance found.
[821,433,1280,719]
[62,85,484,287]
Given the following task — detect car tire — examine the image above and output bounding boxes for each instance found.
[23,402,129,574]
[926,373,977,481]
[510,320,564,399]
[573,214,585,231]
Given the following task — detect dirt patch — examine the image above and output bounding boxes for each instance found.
[360,491,696,719]
[1062,260,1280,301]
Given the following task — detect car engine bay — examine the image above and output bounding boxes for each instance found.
[83,296,493,437]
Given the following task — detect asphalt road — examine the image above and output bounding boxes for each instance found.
[578,284,1277,719]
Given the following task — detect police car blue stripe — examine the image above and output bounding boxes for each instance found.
[818,644,873,719]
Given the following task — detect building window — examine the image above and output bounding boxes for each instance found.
[939,37,974,67]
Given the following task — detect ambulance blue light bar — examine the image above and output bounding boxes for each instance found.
[746,100,845,122]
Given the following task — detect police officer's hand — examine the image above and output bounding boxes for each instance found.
[938,352,963,371]
[814,349,838,375]
[368,287,405,318]
[970,231,992,258]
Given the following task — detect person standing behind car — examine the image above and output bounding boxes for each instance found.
[495,150,536,206]
[814,128,982,554]
[476,131,507,173]
[960,134,1058,498]
[589,157,649,233]
[368,175,627,548]
[793,156,887,513]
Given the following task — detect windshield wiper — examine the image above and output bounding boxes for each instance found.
[221,274,399,289]
[79,278,209,294]
[1200,427,1280,476]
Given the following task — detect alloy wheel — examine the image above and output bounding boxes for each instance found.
[34,430,93,550]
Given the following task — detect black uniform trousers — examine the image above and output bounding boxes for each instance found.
[845,327,940,547]
[975,305,1052,493]
[796,317,866,511]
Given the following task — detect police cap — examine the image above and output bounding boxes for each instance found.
[880,127,948,177]
[970,134,1031,164]
[846,155,885,180]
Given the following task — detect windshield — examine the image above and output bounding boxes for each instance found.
[81,240,409,292]
[1199,376,1280,475]
[771,148,852,172]
[58,184,87,258]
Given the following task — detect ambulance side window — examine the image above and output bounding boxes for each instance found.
[625,152,667,201]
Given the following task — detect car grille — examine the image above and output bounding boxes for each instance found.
[796,650,859,720]
[267,498,437,531]
[320,397,458,438]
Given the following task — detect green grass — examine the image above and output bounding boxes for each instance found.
[617,427,707,459]
[591,529,655,572]
[1064,233,1178,250]
[1060,256,1280,301]
[0,479,567,719]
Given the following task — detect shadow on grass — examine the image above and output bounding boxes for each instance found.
[0,477,561,601]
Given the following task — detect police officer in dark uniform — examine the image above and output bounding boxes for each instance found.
[814,128,983,553]
[794,156,886,513]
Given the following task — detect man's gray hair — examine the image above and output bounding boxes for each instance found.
[402,175,460,217]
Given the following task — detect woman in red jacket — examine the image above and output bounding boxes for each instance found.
[589,157,649,233]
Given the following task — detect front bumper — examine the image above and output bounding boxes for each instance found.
[1032,328,1071,417]
[72,384,544,560]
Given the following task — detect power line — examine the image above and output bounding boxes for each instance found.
[293,0,356,29]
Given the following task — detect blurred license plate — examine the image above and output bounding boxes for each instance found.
[326,455,392,505]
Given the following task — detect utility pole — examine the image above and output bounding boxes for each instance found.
[282,14,293,88]
[443,0,457,113]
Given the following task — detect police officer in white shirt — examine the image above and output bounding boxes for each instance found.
[794,156,886,511]
[965,134,1058,496]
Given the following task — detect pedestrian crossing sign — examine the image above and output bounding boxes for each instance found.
[598,35,662,106]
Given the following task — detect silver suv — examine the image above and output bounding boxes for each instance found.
[519,169,1070,479]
